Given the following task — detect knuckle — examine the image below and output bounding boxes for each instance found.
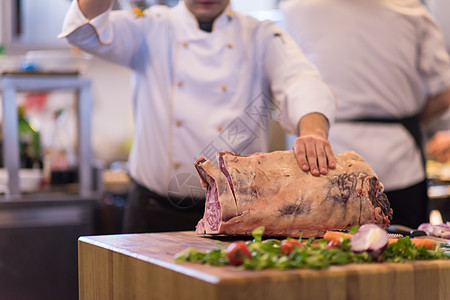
[300,136,314,143]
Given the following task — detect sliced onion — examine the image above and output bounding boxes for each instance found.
[418,222,450,239]
[350,224,388,256]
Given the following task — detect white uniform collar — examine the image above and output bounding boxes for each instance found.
[381,0,430,17]
[172,1,234,40]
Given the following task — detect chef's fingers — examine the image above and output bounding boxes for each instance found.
[324,143,336,170]
[315,142,329,175]
[303,137,320,176]
[293,138,309,172]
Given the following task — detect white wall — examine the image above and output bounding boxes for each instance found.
[426,0,450,50]
[0,0,10,47]
[17,0,71,49]
[0,0,71,53]
[84,57,134,163]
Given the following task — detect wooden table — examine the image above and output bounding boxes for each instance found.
[78,231,450,300]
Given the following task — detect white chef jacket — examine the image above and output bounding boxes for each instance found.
[281,0,450,191]
[59,1,336,197]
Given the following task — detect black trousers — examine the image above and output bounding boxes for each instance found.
[122,181,205,233]
[385,180,429,229]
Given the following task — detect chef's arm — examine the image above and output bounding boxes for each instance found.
[257,23,336,175]
[79,0,111,20]
[426,130,450,162]
[420,89,450,124]
[294,113,336,176]
[60,0,143,68]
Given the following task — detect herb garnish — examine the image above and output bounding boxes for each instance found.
[174,227,448,270]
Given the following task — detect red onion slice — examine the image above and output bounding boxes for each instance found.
[350,224,388,256]
[418,222,450,239]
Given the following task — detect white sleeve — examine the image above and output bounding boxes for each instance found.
[58,0,115,45]
[58,0,147,68]
[258,21,336,135]
[418,13,450,97]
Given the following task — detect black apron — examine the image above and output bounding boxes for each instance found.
[336,114,426,171]
[337,114,429,227]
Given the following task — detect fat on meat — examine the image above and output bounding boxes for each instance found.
[194,150,393,237]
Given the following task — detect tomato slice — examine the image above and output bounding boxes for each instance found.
[280,239,304,255]
[226,241,251,266]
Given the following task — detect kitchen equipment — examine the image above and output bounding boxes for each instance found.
[388,224,450,247]
[1,72,94,197]
[387,233,403,238]
[0,196,97,300]
[0,168,42,193]
[23,50,92,73]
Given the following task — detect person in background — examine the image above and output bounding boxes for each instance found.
[59,0,337,233]
[281,0,450,228]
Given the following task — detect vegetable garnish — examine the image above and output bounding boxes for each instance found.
[174,226,448,270]
[280,239,305,255]
[227,241,252,266]
[350,224,388,256]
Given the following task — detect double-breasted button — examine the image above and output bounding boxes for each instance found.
[227,43,233,49]
[183,42,188,48]
[177,81,183,87]
[217,126,222,132]
[173,162,180,169]
[221,85,227,92]
[176,121,182,127]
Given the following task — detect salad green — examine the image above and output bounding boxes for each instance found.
[174,226,448,270]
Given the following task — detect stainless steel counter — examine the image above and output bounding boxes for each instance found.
[0,195,100,300]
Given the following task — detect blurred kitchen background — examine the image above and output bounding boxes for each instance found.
[0,0,449,299]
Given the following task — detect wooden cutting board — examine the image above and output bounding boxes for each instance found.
[78,231,450,300]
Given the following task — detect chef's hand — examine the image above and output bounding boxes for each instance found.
[294,113,336,176]
[79,0,111,20]
[426,131,450,162]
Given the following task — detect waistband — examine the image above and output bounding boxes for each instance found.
[336,113,425,169]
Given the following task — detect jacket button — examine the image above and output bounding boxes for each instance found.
[227,43,233,49]
[221,85,227,92]
[183,42,188,47]
[217,126,222,132]
[176,121,182,127]
[173,162,180,169]
[177,81,183,87]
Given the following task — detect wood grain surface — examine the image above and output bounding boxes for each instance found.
[78,231,450,300]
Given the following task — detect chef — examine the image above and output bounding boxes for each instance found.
[281,0,450,228]
[59,0,337,233]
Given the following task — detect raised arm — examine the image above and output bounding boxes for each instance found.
[79,0,111,20]
[59,0,148,68]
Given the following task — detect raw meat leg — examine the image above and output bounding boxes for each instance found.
[195,151,392,237]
